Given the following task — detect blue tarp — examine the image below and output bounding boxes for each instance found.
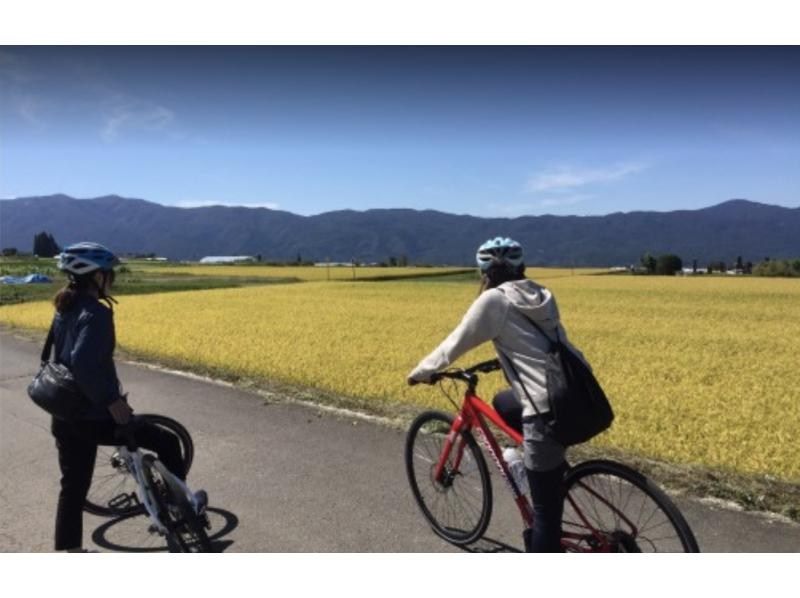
[1,274,53,285]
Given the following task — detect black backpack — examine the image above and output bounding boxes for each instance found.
[501,315,614,446]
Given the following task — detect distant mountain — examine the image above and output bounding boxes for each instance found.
[1,194,798,266]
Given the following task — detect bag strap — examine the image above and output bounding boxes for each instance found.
[493,287,562,417]
[40,321,55,365]
[496,346,545,418]
[495,286,561,346]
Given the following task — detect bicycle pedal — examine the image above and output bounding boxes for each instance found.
[108,492,137,510]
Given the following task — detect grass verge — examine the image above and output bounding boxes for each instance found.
[0,272,299,305]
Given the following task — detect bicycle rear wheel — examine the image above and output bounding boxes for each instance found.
[561,460,700,552]
[145,459,212,553]
[405,410,492,545]
[84,414,194,517]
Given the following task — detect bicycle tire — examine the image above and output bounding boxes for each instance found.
[405,410,493,545]
[562,459,700,553]
[145,459,212,553]
[84,414,194,517]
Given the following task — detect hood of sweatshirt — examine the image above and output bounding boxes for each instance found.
[497,279,560,327]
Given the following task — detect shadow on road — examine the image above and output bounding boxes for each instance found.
[459,536,521,553]
[91,506,239,553]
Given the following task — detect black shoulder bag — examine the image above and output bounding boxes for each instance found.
[27,323,90,421]
[501,316,614,446]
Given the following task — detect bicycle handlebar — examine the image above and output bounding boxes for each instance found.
[427,358,501,385]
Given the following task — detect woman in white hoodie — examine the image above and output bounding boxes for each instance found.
[407,237,589,552]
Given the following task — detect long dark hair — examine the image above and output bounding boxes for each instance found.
[478,263,526,295]
[54,270,117,313]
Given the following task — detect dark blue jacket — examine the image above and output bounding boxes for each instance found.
[51,295,123,420]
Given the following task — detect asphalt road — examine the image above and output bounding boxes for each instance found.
[1,331,798,552]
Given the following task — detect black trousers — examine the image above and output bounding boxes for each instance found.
[493,389,524,434]
[492,389,566,553]
[51,416,185,551]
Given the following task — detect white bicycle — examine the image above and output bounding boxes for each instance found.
[93,415,212,552]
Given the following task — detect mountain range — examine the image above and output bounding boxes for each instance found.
[1,194,798,266]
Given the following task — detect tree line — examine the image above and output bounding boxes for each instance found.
[637,252,799,277]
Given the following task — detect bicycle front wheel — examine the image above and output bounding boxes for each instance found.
[562,460,700,553]
[405,410,492,545]
[84,414,194,517]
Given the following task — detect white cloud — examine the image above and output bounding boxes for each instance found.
[174,200,281,210]
[488,194,592,217]
[1,51,183,141]
[526,162,647,192]
[536,194,593,208]
[16,95,45,127]
[101,93,175,141]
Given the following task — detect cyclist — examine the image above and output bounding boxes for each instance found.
[407,237,590,552]
[49,242,187,552]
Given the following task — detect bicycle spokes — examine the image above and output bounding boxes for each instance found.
[408,413,491,542]
[562,471,688,552]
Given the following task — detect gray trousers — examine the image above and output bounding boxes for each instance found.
[492,389,565,471]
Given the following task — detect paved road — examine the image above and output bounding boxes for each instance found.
[1,331,798,552]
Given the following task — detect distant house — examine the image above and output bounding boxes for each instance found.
[680,267,704,275]
[199,256,256,264]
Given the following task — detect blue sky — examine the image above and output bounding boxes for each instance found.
[2,46,798,216]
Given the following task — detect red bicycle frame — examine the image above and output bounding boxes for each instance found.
[432,388,637,552]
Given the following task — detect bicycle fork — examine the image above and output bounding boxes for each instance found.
[124,450,170,536]
[433,412,534,529]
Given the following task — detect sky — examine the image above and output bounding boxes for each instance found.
[1,46,798,217]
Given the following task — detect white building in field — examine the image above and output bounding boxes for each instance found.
[199,256,256,264]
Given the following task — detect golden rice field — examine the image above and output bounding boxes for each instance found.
[2,274,798,482]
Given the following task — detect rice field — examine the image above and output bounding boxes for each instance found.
[2,274,798,482]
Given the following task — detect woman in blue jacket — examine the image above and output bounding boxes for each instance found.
[50,242,186,552]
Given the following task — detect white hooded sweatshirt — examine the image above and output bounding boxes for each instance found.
[409,278,588,418]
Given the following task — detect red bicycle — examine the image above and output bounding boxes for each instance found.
[405,359,700,552]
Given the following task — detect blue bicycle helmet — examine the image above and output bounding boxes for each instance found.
[58,242,120,276]
[476,237,524,271]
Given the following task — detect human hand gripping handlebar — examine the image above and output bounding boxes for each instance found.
[113,415,146,452]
